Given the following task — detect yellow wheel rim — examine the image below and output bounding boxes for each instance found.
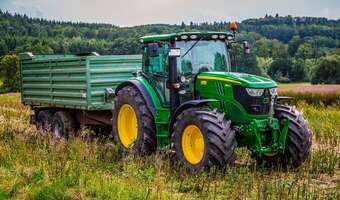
[117,104,138,148]
[181,125,205,164]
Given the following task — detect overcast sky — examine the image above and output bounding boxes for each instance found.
[0,0,339,26]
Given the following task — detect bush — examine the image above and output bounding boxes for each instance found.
[0,54,20,93]
[311,55,340,84]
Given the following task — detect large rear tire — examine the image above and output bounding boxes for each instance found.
[173,107,237,170]
[112,86,156,155]
[257,104,312,168]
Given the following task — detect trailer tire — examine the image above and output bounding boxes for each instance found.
[36,110,53,136]
[51,111,76,139]
[112,86,156,155]
[172,107,237,170]
[257,104,312,168]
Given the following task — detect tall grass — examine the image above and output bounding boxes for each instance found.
[279,91,340,106]
[0,94,339,200]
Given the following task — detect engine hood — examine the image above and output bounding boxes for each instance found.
[197,71,277,88]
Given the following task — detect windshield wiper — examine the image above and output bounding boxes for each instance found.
[181,37,203,58]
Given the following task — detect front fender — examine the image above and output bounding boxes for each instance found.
[115,79,157,115]
[168,99,219,134]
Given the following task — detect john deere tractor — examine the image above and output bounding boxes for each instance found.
[21,24,312,170]
[111,30,312,169]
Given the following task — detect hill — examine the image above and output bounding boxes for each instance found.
[0,10,340,93]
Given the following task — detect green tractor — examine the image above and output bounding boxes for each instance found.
[21,24,312,170]
[112,28,312,169]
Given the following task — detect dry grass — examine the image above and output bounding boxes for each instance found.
[0,94,339,200]
[278,85,340,106]
[278,84,340,94]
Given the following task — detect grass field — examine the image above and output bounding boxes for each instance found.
[0,94,339,200]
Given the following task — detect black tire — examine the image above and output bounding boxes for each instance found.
[257,104,312,168]
[51,111,76,139]
[112,86,156,155]
[172,107,237,170]
[36,110,53,136]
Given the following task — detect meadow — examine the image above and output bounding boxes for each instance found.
[0,94,339,200]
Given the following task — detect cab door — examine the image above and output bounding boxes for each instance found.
[142,43,170,106]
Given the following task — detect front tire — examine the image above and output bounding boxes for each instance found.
[112,86,156,155]
[257,104,312,168]
[173,107,237,170]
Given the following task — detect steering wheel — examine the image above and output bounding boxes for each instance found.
[198,64,213,73]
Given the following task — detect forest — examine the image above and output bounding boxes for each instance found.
[0,10,340,93]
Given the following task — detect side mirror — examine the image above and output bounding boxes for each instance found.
[148,43,159,57]
[243,41,251,54]
[168,48,181,58]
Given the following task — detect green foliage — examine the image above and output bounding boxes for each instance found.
[296,43,314,59]
[289,58,309,82]
[311,54,340,84]
[268,58,293,82]
[288,35,301,56]
[0,55,20,93]
[0,10,339,83]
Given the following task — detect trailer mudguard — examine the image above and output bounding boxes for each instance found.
[115,80,157,115]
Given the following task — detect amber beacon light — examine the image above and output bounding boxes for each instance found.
[229,22,238,31]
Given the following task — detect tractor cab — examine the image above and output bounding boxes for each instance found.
[141,32,236,106]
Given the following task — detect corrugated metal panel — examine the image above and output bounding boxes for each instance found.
[20,53,142,110]
[88,55,142,110]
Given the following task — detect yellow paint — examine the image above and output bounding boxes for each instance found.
[197,75,241,84]
[181,125,205,164]
[201,80,207,85]
[117,104,138,148]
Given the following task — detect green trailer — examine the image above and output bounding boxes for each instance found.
[20,27,312,170]
[20,52,141,110]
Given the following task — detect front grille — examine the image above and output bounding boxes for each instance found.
[232,86,271,115]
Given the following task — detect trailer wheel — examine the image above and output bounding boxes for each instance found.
[112,86,156,154]
[51,111,76,139]
[36,110,53,136]
[257,104,312,168]
[172,107,237,170]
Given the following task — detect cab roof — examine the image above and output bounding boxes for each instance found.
[141,31,233,43]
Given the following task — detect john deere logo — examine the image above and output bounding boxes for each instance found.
[263,97,270,104]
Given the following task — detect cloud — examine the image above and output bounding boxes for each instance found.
[0,0,45,18]
[0,0,339,26]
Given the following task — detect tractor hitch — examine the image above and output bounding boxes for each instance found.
[239,117,289,157]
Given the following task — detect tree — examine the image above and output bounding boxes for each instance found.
[0,39,8,56]
[0,54,20,92]
[296,43,314,59]
[311,55,340,84]
[268,58,293,82]
[270,40,289,59]
[231,43,262,75]
[256,39,270,58]
[288,35,301,56]
[289,58,309,82]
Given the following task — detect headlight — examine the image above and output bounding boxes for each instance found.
[269,87,278,96]
[246,88,264,97]
[180,76,186,83]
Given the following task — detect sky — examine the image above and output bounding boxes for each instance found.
[0,0,339,26]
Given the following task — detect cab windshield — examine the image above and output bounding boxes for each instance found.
[176,40,231,75]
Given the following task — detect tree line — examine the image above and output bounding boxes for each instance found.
[0,10,340,92]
